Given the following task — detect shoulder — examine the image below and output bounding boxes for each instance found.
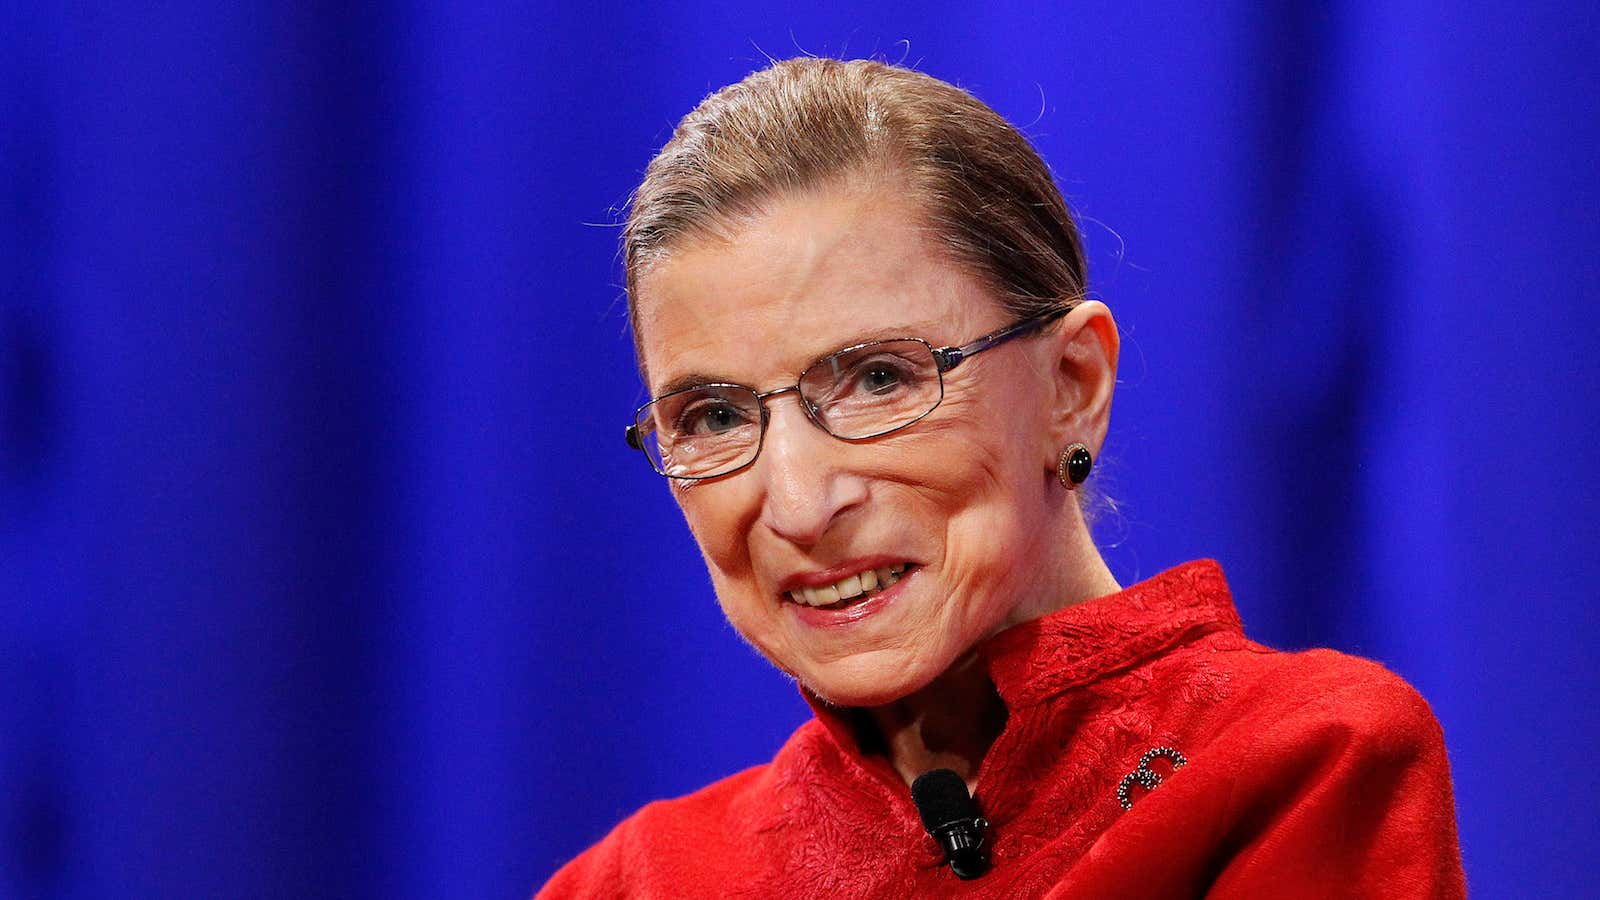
[535,764,770,898]
[1198,641,1451,781]
[536,719,830,899]
[1234,645,1443,738]
[536,762,775,897]
[1179,647,1466,894]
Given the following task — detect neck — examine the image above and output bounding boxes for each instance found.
[864,652,1006,793]
[866,523,1120,791]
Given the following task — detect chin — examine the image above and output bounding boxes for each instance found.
[798,651,943,708]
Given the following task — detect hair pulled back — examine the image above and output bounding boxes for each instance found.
[623,57,1088,338]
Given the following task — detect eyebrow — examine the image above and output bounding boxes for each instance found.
[655,372,739,397]
[651,321,947,398]
[850,323,941,346]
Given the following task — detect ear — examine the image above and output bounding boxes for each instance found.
[1040,300,1119,459]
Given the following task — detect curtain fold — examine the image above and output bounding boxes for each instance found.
[2,4,1593,897]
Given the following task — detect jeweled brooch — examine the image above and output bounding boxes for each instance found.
[1116,746,1188,810]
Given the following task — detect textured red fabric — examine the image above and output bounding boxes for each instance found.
[538,560,1466,898]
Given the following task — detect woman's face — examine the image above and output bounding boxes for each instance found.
[634,181,1070,707]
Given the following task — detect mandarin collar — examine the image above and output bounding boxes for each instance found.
[979,559,1241,709]
[800,559,1243,752]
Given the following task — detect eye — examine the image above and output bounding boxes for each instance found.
[844,354,917,397]
[676,397,754,436]
[798,340,938,426]
[858,363,904,395]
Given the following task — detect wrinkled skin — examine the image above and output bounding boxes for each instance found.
[633,177,1120,712]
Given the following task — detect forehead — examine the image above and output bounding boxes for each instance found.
[634,182,999,393]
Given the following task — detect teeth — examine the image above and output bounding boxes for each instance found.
[836,574,862,599]
[787,564,912,607]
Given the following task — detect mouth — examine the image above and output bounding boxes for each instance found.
[783,562,916,611]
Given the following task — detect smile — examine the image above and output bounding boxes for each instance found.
[784,563,913,609]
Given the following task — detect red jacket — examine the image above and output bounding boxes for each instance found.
[539,560,1466,898]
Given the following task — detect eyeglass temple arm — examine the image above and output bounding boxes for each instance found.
[931,305,1072,372]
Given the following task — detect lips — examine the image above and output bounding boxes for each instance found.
[782,562,914,609]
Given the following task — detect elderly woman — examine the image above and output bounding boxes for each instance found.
[540,58,1465,898]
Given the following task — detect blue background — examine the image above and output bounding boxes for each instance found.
[2,3,1596,897]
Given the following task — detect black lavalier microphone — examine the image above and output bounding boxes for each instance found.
[911,768,990,880]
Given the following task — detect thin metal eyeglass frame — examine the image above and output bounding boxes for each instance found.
[625,304,1073,480]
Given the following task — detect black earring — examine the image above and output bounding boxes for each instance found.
[1057,443,1092,489]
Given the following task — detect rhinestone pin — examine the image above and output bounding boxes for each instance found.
[1117,746,1189,810]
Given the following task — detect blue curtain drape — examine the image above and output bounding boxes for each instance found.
[3,3,1595,897]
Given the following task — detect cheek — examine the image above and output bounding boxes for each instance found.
[677,483,801,675]
[674,480,761,591]
[889,380,1054,607]
[921,432,1035,569]
[894,377,1047,508]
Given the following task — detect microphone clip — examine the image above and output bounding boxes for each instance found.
[928,814,990,880]
[911,768,992,881]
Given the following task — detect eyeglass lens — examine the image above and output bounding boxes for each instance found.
[636,339,944,478]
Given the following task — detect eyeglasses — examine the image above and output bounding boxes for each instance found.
[625,306,1071,480]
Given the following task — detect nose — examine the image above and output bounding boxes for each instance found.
[755,394,868,547]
